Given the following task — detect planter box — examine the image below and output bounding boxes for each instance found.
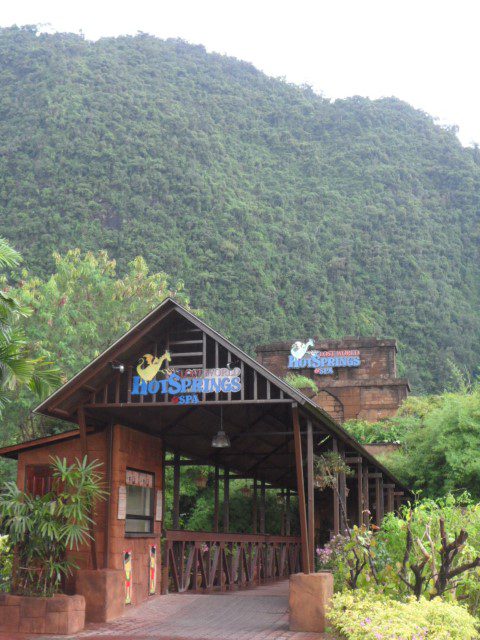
[76,568,125,623]
[289,571,333,633]
[0,593,85,635]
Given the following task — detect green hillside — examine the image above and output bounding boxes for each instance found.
[1,25,479,392]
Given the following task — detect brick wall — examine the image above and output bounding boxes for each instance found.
[17,424,163,608]
[257,337,410,423]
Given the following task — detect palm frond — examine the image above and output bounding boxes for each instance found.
[0,238,21,269]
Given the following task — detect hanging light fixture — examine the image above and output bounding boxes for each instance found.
[211,405,231,448]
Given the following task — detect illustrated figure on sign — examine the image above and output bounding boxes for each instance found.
[290,339,314,360]
[124,550,132,604]
[137,351,172,382]
[149,545,156,595]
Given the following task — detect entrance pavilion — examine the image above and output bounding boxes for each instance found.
[0,299,411,619]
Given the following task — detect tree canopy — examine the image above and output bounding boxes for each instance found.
[0,26,479,393]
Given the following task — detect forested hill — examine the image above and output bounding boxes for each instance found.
[1,26,479,393]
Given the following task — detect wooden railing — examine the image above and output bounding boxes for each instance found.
[163,530,302,593]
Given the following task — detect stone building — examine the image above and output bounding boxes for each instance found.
[256,337,410,423]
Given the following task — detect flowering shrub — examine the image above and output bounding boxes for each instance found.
[327,591,478,640]
[317,495,480,618]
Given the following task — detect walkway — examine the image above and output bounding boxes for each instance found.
[38,582,332,640]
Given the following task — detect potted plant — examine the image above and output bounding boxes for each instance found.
[0,455,106,634]
[240,484,252,497]
[192,469,209,489]
[284,374,317,398]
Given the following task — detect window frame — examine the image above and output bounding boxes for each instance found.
[125,467,155,538]
[25,464,55,497]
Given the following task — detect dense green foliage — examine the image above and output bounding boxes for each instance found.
[342,394,443,445]
[384,386,480,499]
[1,26,479,393]
[163,463,297,534]
[0,237,59,416]
[0,456,106,596]
[343,387,480,499]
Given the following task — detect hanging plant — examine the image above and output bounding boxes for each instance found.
[313,452,353,490]
[313,452,353,533]
[313,451,353,490]
[188,467,209,489]
[240,484,252,497]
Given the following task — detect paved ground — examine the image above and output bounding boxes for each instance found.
[31,581,332,640]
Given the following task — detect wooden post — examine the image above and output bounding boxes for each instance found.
[214,464,220,532]
[77,406,97,570]
[173,453,180,529]
[103,421,114,569]
[386,485,395,513]
[357,460,363,526]
[223,467,230,533]
[375,476,383,527]
[161,445,166,528]
[285,487,291,536]
[338,444,347,533]
[362,466,370,526]
[253,477,258,534]
[306,419,315,572]
[292,404,310,573]
[280,489,285,536]
[332,439,340,537]
[260,478,266,534]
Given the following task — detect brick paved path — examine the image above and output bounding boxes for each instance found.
[34,581,332,640]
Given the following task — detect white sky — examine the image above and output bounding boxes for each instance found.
[2,0,479,146]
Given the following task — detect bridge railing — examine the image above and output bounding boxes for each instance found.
[163,529,301,593]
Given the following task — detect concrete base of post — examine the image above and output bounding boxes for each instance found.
[289,571,334,633]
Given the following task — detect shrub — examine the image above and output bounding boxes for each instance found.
[317,495,480,618]
[327,590,478,640]
[0,456,106,596]
[284,373,317,393]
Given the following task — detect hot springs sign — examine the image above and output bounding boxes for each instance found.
[288,340,361,375]
[132,352,242,405]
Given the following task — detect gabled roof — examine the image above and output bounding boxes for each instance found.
[0,298,411,495]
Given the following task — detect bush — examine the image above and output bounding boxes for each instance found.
[0,456,106,596]
[317,495,480,618]
[327,590,478,640]
[284,373,318,393]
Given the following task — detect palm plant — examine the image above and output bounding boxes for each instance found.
[0,456,107,596]
[0,237,59,414]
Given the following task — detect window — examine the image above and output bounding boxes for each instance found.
[25,465,54,497]
[125,469,154,535]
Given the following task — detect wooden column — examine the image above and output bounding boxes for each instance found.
[280,490,285,536]
[77,406,97,569]
[252,477,258,534]
[306,419,315,572]
[260,478,266,534]
[386,484,395,513]
[223,467,230,533]
[214,464,220,532]
[103,421,114,569]
[394,491,405,511]
[375,476,384,527]
[285,487,291,535]
[172,453,180,529]
[161,446,166,528]
[292,404,310,573]
[338,444,347,533]
[357,460,363,526]
[362,466,370,526]
[332,438,340,537]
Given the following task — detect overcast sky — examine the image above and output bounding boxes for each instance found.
[2,0,479,146]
